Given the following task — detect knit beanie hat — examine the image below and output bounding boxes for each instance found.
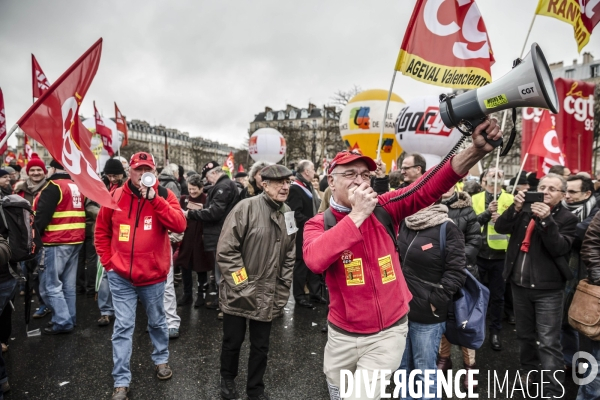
[26,153,47,174]
[104,158,126,175]
[50,159,63,170]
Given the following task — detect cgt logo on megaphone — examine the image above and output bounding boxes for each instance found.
[396,106,453,138]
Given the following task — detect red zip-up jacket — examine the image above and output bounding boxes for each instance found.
[303,160,463,334]
[95,179,187,286]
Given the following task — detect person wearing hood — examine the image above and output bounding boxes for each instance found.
[561,175,599,374]
[436,187,482,389]
[95,152,186,400]
[241,161,270,199]
[158,163,181,199]
[14,153,46,204]
[397,202,467,400]
[0,171,12,198]
[33,159,86,335]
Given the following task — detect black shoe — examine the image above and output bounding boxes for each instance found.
[177,294,193,306]
[220,377,240,400]
[43,326,73,335]
[248,393,270,400]
[310,295,328,304]
[296,299,314,308]
[194,295,205,308]
[490,334,502,351]
[507,315,516,325]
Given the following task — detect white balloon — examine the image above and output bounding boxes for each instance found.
[395,96,462,167]
[249,128,286,164]
[82,117,123,173]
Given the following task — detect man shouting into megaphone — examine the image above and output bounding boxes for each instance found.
[303,119,501,400]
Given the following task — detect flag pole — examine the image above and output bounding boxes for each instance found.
[376,70,398,160]
[0,124,19,152]
[493,110,509,198]
[31,95,37,153]
[511,153,529,195]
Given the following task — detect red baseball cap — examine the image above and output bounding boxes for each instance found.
[129,152,155,169]
[328,150,377,174]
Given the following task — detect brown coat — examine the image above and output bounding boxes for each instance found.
[175,193,214,272]
[217,193,296,322]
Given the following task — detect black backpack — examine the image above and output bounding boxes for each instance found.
[0,195,42,263]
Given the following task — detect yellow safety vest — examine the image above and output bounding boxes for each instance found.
[472,190,514,251]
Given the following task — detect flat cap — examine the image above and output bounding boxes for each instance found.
[260,164,293,180]
[234,171,248,178]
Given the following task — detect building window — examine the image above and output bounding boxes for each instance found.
[289,110,296,119]
[266,112,273,121]
[591,64,600,78]
[565,69,575,78]
[278,111,285,120]
[301,109,308,119]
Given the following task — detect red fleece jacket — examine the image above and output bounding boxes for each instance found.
[303,160,463,334]
[95,180,187,286]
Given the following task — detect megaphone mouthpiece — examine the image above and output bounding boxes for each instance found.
[141,172,157,188]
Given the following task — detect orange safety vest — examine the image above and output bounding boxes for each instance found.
[34,179,86,245]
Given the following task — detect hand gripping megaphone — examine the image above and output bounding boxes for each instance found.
[439,42,559,156]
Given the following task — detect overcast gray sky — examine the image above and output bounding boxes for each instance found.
[1,0,598,148]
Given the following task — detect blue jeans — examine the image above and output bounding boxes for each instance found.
[108,271,168,387]
[39,244,82,331]
[577,340,600,399]
[399,321,446,400]
[98,271,113,316]
[0,278,17,399]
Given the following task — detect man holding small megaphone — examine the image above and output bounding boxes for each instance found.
[95,151,187,400]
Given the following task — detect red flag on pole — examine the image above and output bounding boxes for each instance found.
[115,102,128,147]
[0,88,6,155]
[93,101,114,156]
[32,54,51,99]
[395,0,494,89]
[16,39,119,210]
[527,110,565,178]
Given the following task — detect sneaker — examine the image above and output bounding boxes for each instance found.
[111,387,129,400]
[248,393,270,400]
[220,377,240,400]
[168,328,180,339]
[33,305,51,319]
[156,363,173,380]
[98,315,111,326]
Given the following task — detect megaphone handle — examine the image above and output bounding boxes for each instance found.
[468,118,503,148]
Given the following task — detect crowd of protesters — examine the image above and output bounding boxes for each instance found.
[2,119,600,400]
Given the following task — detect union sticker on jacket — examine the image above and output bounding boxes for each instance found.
[344,258,364,286]
[119,224,130,242]
[284,211,298,235]
[232,267,248,285]
[379,255,396,284]
[144,216,152,230]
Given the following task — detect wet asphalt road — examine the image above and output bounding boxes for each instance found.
[3,281,581,400]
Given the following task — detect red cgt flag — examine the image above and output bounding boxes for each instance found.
[0,88,6,155]
[395,0,494,89]
[32,54,51,99]
[17,39,119,210]
[114,102,128,147]
[527,110,565,178]
[93,101,114,156]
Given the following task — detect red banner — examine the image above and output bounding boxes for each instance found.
[0,88,6,155]
[93,101,114,156]
[521,78,595,174]
[32,54,51,99]
[114,102,128,147]
[395,0,494,89]
[17,39,119,210]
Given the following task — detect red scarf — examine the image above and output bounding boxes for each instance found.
[520,220,536,253]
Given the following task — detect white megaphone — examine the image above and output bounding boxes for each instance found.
[141,172,157,187]
[439,43,559,155]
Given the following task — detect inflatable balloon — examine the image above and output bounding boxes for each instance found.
[82,117,123,173]
[339,89,405,172]
[394,96,462,168]
[249,128,286,164]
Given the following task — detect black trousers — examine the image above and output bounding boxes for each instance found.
[511,283,565,396]
[76,236,97,292]
[182,269,207,296]
[293,258,321,301]
[221,313,272,397]
[477,257,505,333]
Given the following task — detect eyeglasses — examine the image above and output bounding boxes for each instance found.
[400,165,418,172]
[538,186,564,193]
[331,171,371,181]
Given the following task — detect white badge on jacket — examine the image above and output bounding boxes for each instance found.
[284,211,298,235]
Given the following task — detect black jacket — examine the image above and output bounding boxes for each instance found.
[286,179,320,259]
[33,173,73,236]
[187,174,240,252]
[495,203,577,289]
[398,220,466,324]
[443,192,481,269]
